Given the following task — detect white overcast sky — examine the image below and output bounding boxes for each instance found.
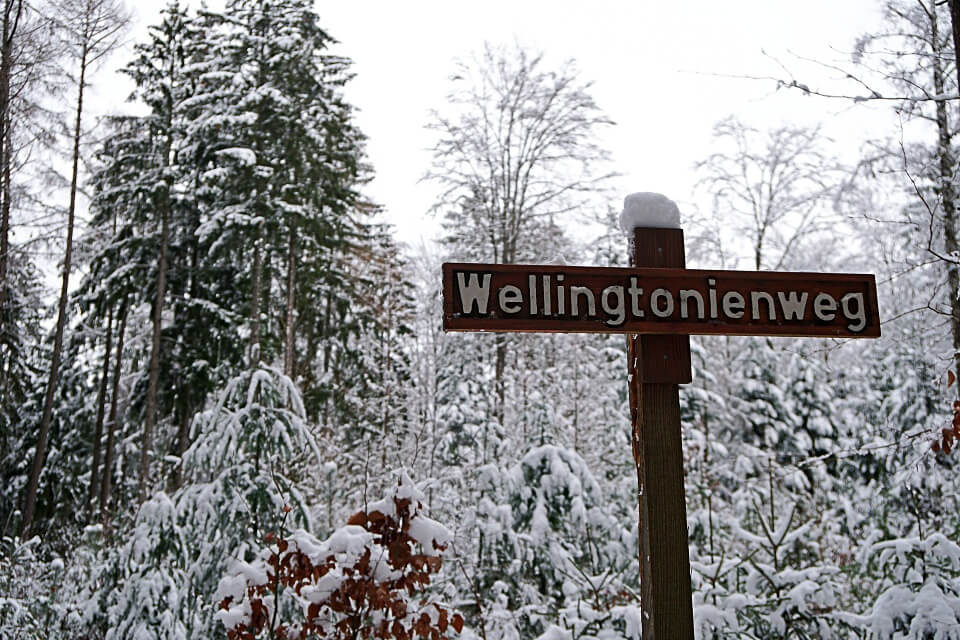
[93,0,890,248]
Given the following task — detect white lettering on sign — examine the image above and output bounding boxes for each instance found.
[601,285,626,326]
[679,289,705,320]
[557,274,566,314]
[814,292,837,322]
[707,278,719,319]
[751,291,776,321]
[629,277,644,318]
[777,291,808,320]
[651,288,674,317]
[499,285,523,314]
[570,286,596,316]
[542,275,552,315]
[457,272,491,314]
[452,270,874,334]
[841,293,866,332]
[722,291,745,319]
[528,275,538,315]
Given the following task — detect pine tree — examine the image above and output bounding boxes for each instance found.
[91,366,320,638]
[471,446,640,640]
[67,2,213,518]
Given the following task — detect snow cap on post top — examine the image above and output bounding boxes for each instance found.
[618,192,681,233]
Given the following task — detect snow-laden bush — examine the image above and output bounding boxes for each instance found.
[216,473,463,639]
[473,445,641,640]
[1,535,51,638]
[90,366,319,639]
[0,527,102,638]
[840,533,960,638]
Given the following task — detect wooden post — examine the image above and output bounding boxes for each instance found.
[627,226,694,639]
[440,193,880,637]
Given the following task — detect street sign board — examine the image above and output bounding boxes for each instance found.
[443,206,884,640]
[442,262,880,338]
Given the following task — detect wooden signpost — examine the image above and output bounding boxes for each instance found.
[441,194,881,639]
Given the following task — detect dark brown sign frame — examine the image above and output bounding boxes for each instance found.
[442,262,880,338]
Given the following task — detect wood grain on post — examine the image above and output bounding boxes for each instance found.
[628,226,694,639]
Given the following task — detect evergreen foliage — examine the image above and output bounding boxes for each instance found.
[3,1,960,638]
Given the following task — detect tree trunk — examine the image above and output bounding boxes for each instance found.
[493,239,509,442]
[20,47,87,537]
[99,301,127,523]
[250,227,262,364]
[320,288,332,428]
[0,108,10,400]
[494,335,506,428]
[946,1,960,393]
[930,9,960,395]
[139,187,170,504]
[172,392,190,487]
[170,178,201,489]
[284,225,296,377]
[0,0,21,403]
[948,0,960,88]
[321,288,332,373]
[0,0,21,304]
[86,306,113,518]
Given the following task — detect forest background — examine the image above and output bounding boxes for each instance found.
[1,0,960,638]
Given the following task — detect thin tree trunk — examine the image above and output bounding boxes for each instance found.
[86,305,113,518]
[494,335,506,428]
[250,228,262,364]
[0,0,21,304]
[321,289,332,372]
[493,239,509,436]
[284,225,296,377]
[0,1,21,404]
[99,301,127,523]
[0,108,10,400]
[21,47,87,537]
[170,392,189,491]
[171,182,201,490]
[948,0,960,91]
[320,288,332,428]
[139,191,170,503]
[0,99,8,287]
[946,0,960,394]
[263,246,273,348]
[930,9,960,396]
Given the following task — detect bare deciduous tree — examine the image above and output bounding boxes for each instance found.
[426,42,614,264]
[425,42,614,423]
[0,1,60,424]
[845,1,960,390]
[696,117,842,272]
[743,1,960,390]
[21,0,127,537]
[0,0,24,310]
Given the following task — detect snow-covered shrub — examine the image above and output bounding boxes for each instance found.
[0,529,98,638]
[0,536,49,638]
[216,474,463,639]
[840,533,960,638]
[690,461,845,639]
[474,445,640,640]
[92,366,319,639]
